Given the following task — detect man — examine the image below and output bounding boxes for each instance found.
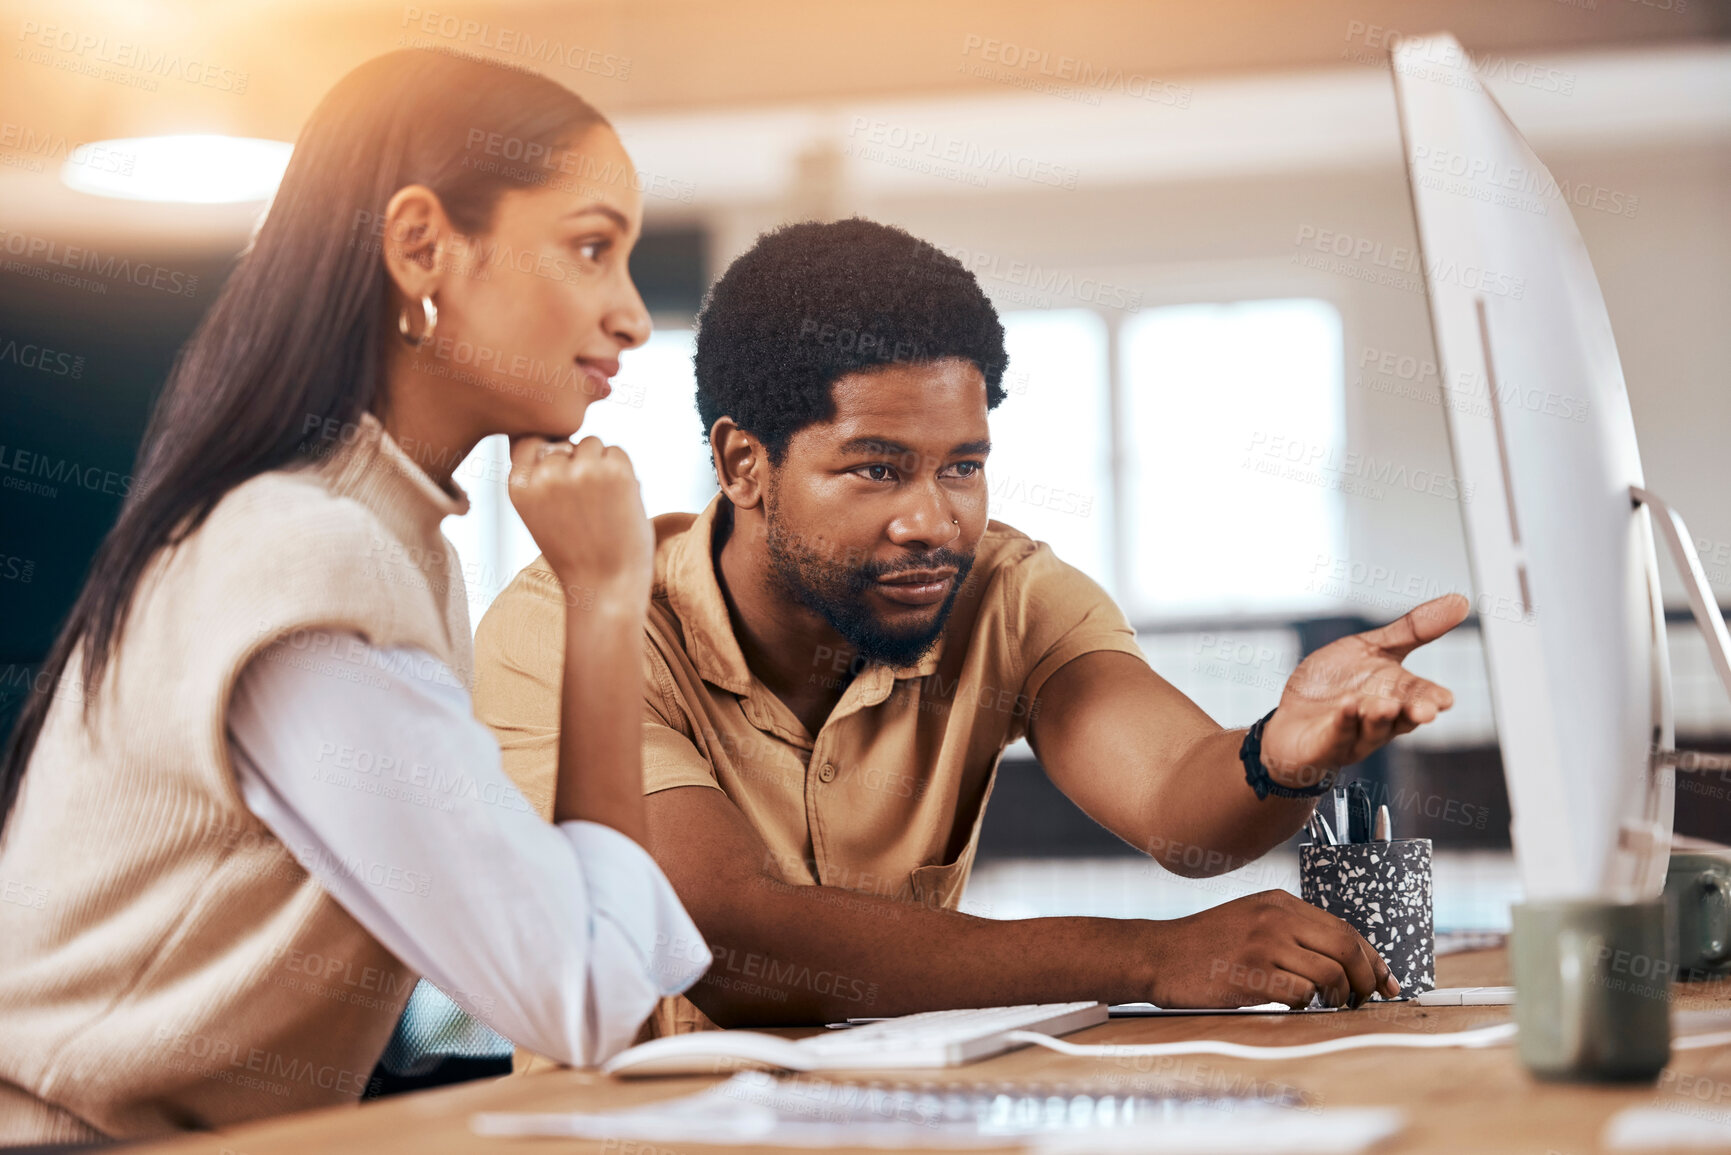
[475,217,1465,1037]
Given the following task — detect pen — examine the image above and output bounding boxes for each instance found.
[1374,805,1392,842]
[1333,787,1348,846]
[1347,781,1373,843]
[1314,811,1338,846]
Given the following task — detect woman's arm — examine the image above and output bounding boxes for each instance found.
[506,436,656,845]
[228,630,710,1065]
[553,599,646,840]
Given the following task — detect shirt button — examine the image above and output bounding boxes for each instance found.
[817,763,836,783]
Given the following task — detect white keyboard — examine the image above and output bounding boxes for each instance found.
[602,1002,1107,1077]
[802,1002,1107,1068]
[1413,986,1515,1006]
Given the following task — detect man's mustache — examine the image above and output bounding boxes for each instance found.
[852,548,973,584]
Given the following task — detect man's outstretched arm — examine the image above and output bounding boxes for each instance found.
[1027,594,1471,877]
[644,784,1396,1027]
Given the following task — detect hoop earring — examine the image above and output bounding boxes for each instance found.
[397,295,438,348]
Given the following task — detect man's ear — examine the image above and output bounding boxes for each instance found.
[711,418,765,510]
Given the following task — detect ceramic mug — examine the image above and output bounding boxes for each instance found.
[1510,899,1670,1082]
[1664,852,1731,980]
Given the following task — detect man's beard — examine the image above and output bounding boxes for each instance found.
[763,496,974,670]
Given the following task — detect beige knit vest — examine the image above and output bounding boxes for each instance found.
[0,413,474,1143]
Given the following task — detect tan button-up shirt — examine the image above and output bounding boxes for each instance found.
[473,495,1145,1037]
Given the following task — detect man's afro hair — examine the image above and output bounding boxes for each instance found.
[693,217,1008,462]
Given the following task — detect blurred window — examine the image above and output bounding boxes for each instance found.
[985,310,1113,582]
[1121,299,1346,619]
[447,301,1348,630]
[443,328,712,620]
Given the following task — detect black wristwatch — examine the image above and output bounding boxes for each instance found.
[1240,708,1336,799]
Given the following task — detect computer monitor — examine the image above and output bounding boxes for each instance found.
[1391,34,1683,903]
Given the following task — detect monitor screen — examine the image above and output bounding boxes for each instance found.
[1392,34,1672,902]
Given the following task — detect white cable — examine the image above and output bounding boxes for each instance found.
[1005,1022,1517,1061]
[1676,1030,1731,1050]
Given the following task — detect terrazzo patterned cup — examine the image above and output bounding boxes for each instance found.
[1299,837,1434,997]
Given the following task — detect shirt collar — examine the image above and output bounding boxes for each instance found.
[662,495,948,698]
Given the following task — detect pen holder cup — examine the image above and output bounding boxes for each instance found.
[1299,838,1435,998]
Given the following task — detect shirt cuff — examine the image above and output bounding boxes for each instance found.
[559,820,712,998]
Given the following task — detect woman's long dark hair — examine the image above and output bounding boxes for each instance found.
[0,49,608,832]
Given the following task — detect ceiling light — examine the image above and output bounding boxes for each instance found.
[59,133,292,204]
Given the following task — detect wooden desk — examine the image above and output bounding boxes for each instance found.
[136,950,1731,1155]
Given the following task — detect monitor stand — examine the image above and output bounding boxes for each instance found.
[1633,486,1731,769]
[1603,487,1731,902]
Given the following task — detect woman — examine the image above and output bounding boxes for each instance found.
[0,48,707,1144]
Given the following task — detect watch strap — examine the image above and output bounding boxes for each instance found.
[1240,708,1336,799]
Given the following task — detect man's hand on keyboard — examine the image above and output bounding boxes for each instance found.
[1144,890,1400,1009]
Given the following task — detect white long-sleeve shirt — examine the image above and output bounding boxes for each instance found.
[225,629,711,1067]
